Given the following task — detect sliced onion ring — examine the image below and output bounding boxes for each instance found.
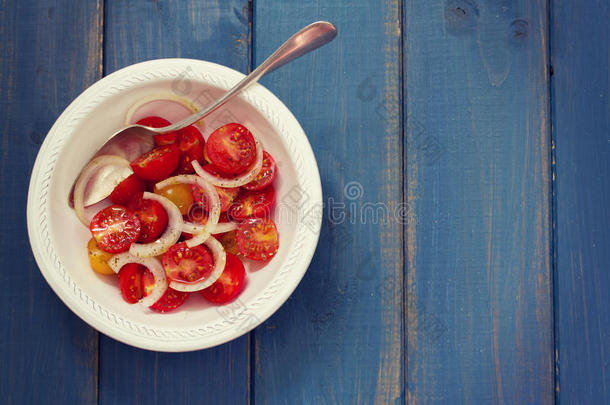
[108,253,168,308]
[212,221,238,234]
[169,236,227,292]
[192,135,263,188]
[73,155,131,226]
[128,192,183,257]
[124,93,203,129]
[155,175,220,248]
[182,221,238,235]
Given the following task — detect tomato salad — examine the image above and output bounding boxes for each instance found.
[75,115,279,312]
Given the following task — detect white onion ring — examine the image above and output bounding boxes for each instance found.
[108,253,168,308]
[73,155,131,226]
[169,236,227,292]
[192,135,263,188]
[155,175,220,248]
[182,221,238,235]
[212,221,238,234]
[128,192,183,257]
[124,93,203,129]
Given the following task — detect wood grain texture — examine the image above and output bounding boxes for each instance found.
[403,1,553,403]
[100,2,251,405]
[0,0,102,404]
[5,0,609,402]
[551,1,610,402]
[253,1,403,404]
[103,0,250,74]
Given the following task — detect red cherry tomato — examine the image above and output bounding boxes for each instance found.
[185,205,207,229]
[118,263,155,303]
[200,253,246,304]
[130,144,180,181]
[162,242,214,283]
[205,123,256,175]
[150,288,189,312]
[242,151,277,191]
[108,174,146,205]
[185,208,230,226]
[200,163,239,179]
[228,187,275,220]
[136,116,176,146]
[203,146,212,164]
[235,217,279,261]
[175,125,205,174]
[90,205,141,253]
[128,196,169,243]
[192,183,240,213]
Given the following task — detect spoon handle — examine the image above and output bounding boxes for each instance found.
[158,21,337,133]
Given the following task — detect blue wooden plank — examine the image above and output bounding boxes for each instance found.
[403,0,553,403]
[103,0,250,74]
[253,2,403,404]
[0,1,101,404]
[99,1,251,404]
[552,1,610,402]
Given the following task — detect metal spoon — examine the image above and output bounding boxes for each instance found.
[74,21,337,206]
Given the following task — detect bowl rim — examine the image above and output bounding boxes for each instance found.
[26,58,322,352]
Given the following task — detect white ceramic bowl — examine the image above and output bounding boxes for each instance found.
[27,59,322,352]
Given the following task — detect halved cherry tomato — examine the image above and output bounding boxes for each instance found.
[192,183,240,213]
[185,205,206,229]
[87,238,114,275]
[176,125,205,174]
[118,263,143,303]
[228,187,275,220]
[117,263,155,303]
[150,288,189,313]
[128,197,169,243]
[200,253,246,304]
[90,205,141,253]
[242,151,277,191]
[201,163,239,179]
[141,269,155,296]
[217,230,239,255]
[185,205,208,228]
[235,218,279,261]
[162,242,214,283]
[131,144,180,181]
[108,174,146,205]
[185,208,230,226]
[205,123,256,175]
[154,183,194,215]
[136,116,176,146]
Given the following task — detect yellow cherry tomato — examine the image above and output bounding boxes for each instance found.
[87,238,114,275]
[154,183,194,215]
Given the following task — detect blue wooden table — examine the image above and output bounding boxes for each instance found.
[1,1,608,403]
